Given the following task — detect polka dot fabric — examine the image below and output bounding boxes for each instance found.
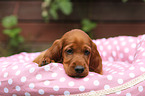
[0,35,145,96]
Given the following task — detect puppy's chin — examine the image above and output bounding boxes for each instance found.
[69,73,89,78]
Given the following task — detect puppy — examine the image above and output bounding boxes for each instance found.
[33,29,102,77]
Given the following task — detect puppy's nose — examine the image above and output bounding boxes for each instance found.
[75,66,84,73]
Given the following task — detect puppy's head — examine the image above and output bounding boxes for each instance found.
[61,29,102,77]
[33,29,102,77]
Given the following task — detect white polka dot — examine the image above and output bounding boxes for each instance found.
[113,41,118,45]
[106,68,111,71]
[120,37,125,41]
[18,55,23,59]
[138,86,143,92]
[25,92,31,96]
[138,47,143,51]
[44,65,50,71]
[29,83,35,89]
[104,85,110,90]
[129,39,134,42]
[117,46,120,51]
[129,66,135,70]
[129,73,135,78]
[119,72,124,75]
[93,80,99,86]
[138,62,144,65]
[4,87,9,93]
[107,45,112,50]
[107,75,113,80]
[96,41,100,45]
[8,79,13,85]
[52,63,58,66]
[64,91,70,95]
[25,57,30,61]
[29,67,35,73]
[90,90,95,93]
[21,76,27,82]
[116,91,121,94]
[23,62,28,66]
[79,86,85,92]
[38,89,45,95]
[15,86,21,91]
[126,93,131,96]
[131,43,136,48]
[52,73,57,77]
[142,52,145,56]
[112,51,116,57]
[112,71,117,74]
[122,42,126,46]
[99,46,103,50]
[119,53,124,58]
[2,68,6,72]
[60,77,66,82]
[26,65,31,68]
[53,85,59,91]
[124,48,129,53]
[138,47,144,52]
[102,61,108,65]
[15,70,21,76]
[59,67,64,70]
[83,78,89,81]
[20,59,25,63]
[12,65,18,70]
[129,56,134,61]
[44,80,50,86]
[140,67,145,72]
[68,81,75,87]
[137,43,141,48]
[4,72,8,78]
[2,62,9,65]
[102,51,107,57]
[0,81,1,86]
[12,94,17,96]
[108,57,114,62]
[36,74,42,80]
[136,59,140,62]
[118,79,123,84]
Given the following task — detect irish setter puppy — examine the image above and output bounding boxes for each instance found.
[33,29,102,77]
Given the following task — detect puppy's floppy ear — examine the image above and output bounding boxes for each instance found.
[89,42,103,74]
[33,39,63,66]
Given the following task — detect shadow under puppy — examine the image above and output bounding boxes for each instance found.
[33,29,102,77]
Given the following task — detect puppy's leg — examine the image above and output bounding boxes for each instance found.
[33,51,50,67]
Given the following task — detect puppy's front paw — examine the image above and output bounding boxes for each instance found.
[38,58,55,67]
[39,60,48,67]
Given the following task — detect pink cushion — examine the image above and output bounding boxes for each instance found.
[0,35,145,96]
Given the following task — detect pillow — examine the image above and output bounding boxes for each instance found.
[0,35,145,96]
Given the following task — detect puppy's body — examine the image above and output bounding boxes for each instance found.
[33,29,102,77]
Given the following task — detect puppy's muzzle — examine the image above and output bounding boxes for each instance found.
[75,66,84,73]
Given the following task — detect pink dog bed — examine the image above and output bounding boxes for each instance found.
[0,35,145,96]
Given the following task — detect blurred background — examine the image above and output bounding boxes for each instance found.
[0,0,145,57]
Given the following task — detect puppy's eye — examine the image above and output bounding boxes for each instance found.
[66,49,73,54]
[84,50,90,55]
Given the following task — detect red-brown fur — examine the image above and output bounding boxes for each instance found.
[33,29,102,77]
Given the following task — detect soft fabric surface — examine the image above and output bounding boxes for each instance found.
[0,35,145,96]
